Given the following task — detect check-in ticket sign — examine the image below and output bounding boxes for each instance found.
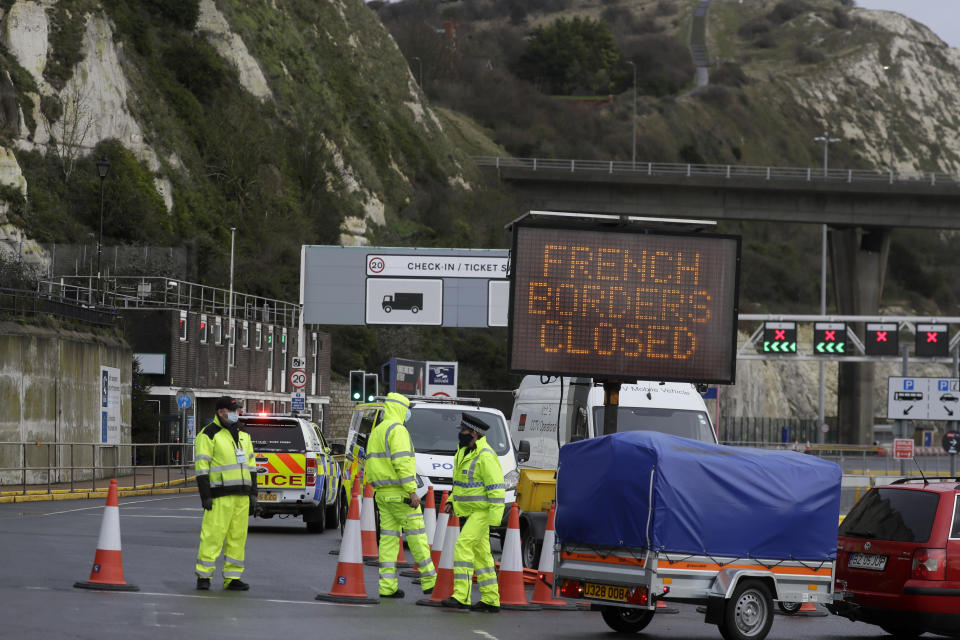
[508,223,741,384]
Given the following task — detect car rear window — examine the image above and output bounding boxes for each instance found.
[240,418,305,452]
[840,487,940,543]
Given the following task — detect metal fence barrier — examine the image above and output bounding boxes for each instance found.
[0,287,116,326]
[0,442,195,495]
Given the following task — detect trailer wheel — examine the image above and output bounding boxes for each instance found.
[600,606,654,633]
[520,527,540,569]
[777,601,801,615]
[718,580,773,640]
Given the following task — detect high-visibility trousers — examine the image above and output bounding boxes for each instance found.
[375,493,437,595]
[195,494,249,583]
[452,513,499,606]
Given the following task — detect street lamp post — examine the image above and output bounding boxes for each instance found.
[95,155,111,303]
[411,56,423,89]
[625,60,637,169]
[812,130,837,442]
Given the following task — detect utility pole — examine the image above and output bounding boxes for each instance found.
[813,129,841,177]
[226,227,236,385]
[625,60,636,169]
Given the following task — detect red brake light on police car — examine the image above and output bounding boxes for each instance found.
[258,412,267,417]
[306,458,318,487]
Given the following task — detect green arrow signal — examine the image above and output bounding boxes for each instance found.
[816,342,825,353]
[789,342,797,352]
[837,342,845,353]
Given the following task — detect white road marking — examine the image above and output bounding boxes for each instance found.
[109,515,201,519]
[98,591,377,606]
[35,495,186,517]
[474,631,499,640]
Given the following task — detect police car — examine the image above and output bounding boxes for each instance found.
[345,397,520,527]
[240,413,345,532]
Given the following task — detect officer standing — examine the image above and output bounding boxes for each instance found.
[366,392,437,598]
[442,413,505,612]
[194,396,257,591]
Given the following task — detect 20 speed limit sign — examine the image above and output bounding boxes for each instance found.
[289,369,307,389]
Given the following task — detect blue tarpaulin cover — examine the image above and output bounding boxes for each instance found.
[555,431,841,561]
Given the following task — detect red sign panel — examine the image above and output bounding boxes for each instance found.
[893,438,915,460]
[508,224,740,384]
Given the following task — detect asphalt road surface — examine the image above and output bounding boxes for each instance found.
[0,495,897,640]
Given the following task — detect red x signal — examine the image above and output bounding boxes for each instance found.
[824,330,836,341]
[875,331,887,342]
[774,329,786,340]
[927,332,939,343]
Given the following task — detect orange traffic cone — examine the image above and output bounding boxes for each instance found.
[655,598,679,614]
[401,487,436,578]
[74,479,139,591]
[360,482,379,563]
[416,512,460,606]
[498,503,541,610]
[316,475,378,604]
[430,491,450,570]
[531,504,576,609]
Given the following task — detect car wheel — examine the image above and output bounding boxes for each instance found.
[600,606,654,633]
[383,305,392,313]
[719,580,773,640]
[325,492,340,530]
[520,527,540,569]
[305,504,326,533]
[777,601,802,615]
[879,625,924,639]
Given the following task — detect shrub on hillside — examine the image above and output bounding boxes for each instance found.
[832,6,851,29]
[514,17,622,95]
[796,45,825,64]
[161,36,237,105]
[654,1,678,16]
[712,62,749,87]
[768,0,812,25]
[738,18,772,39]
[622,34,694,96]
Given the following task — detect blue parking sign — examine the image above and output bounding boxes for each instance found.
[904,380,914,390]
[940,380,950,391]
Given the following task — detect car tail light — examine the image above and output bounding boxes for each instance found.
[306,458,318,487]
[559,579,583,598]
[911,548,946,580]
[627,586,649,606]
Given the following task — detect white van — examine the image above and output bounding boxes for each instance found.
[510,376,717,469]
[345,396,521,532]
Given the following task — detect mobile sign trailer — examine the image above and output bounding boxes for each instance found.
[506,215,741,436]
[552,431,842,640]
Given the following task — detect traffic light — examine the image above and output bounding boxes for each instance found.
[364,373,379,402]
[865,322,899,356]
[349,370,364,402]
[814,322,847,355]
[761,321,797,353]
[916,323,949,358]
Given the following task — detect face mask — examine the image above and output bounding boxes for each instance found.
[226,411,239,425]
[405,409,412,422]
[458,432,473,448]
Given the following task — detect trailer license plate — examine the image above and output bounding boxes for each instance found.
[584,582,629,602]
[848,553,887,571]
[257,492,278,502]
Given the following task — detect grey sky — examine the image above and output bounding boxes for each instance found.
[855,1,960,48]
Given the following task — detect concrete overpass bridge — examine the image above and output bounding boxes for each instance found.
[475,156,960,444]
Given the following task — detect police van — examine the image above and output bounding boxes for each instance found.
[345,397,522,530]
[240,413,345,532]
[509,376,717,566]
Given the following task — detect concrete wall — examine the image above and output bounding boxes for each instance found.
[0,322,132,484]
[325,379,353,441]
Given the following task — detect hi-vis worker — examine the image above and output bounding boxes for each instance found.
[194,397,257,591]
[366,392,437,598]
[441,413,505,612]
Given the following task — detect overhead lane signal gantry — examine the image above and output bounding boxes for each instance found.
[865,322,899,356]
[814,322,847,355]
[761,322,797,354]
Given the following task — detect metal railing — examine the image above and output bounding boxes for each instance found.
[38,276,301,328]
[0,442,196,495]
[473,156,960,187]
[0,287,116,326]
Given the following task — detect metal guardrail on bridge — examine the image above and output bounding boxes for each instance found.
[474,156,960,187]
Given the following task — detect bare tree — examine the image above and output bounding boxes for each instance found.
[41,77,95,181]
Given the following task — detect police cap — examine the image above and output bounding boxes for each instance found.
[460,412,489,433]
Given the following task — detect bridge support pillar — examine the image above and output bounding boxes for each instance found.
[829,227,891,444]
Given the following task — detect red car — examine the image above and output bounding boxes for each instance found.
[830,478,960,639]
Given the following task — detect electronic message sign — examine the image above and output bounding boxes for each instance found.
[762,321,797,354]
[508,224,740,384]
[916,323,949,358]
[865,322,899,356]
